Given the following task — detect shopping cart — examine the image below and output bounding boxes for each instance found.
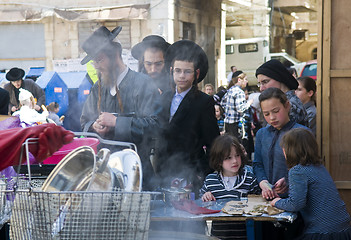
[1,134,158,240]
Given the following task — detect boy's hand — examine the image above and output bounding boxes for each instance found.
[201,192,216,202]
[259,180,279,200]
[274,177,288,194]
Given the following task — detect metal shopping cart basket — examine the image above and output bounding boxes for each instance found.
[2,133,159,240]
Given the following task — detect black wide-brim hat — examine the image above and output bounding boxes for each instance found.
[165,40,208,83]
[131,35,170,60]
[80,26,122,65]
[256,59,298,90]
[6,67,25,81]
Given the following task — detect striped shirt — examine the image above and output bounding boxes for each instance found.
[220,86,249,124]
[199,167,261,199]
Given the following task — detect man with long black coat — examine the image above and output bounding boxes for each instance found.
[157,40,220,193]
[80,26,163,190]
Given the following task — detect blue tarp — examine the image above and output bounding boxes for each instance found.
[26,67,45,79]
[36,71,68,116]
[58,72,87,89]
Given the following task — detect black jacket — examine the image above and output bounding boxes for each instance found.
[158,86,219,185]
[0,88,9,115]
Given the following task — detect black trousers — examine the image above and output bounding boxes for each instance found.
[225,122,240,140]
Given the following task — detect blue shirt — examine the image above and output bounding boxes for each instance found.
[170,87,191,121]
[275,164,350,234]
[253,121,309,195]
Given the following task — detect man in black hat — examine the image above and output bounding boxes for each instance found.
[256,59,307,126]
[131,35,171,94]
[157,40,219,192]
[4,67,45,114]
[80,26,163,190]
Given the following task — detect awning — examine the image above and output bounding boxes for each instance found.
[0,4,150,22]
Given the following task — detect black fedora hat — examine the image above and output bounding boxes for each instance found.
[131,35,170,60]
[80,26,122,65]
[165,40,208,83]
[6,67,25,81]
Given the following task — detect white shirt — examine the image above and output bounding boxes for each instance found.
[110,67,129,96]
[220,172,238,190]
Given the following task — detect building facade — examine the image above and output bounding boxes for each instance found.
[0,0,222,89]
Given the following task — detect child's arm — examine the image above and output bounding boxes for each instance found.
[270,197,281,207]
[273,167,308,211]
[202,192,216,202]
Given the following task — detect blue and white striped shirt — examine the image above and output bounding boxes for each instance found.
[199,167,261,200]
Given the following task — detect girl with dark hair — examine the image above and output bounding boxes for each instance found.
[200,134,260,201]
[200,134,260,239]
[271,128,351,240]
[295,76,317,135]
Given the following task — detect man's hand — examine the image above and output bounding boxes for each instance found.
[202,192,216,202]
[11,106,18,112]
[96,112,117,127]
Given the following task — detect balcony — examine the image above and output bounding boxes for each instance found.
[273,0,317,13]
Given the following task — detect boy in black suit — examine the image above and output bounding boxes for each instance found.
[157,40,219,193]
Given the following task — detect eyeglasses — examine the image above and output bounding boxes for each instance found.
[144,61,164,67]
[173,68,194,76]
[257,79,271,87]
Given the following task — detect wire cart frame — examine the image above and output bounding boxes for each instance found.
[1,134,157,240]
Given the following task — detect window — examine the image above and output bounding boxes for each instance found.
[312,48,317,60]
[226,45,234,54]
[238,43,258,53]
[183,22,196,41]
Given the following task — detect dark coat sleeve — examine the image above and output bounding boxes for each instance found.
[0,88,9,115]
[80,82,100,132]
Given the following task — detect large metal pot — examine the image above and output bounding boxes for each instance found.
[162,188,191,205]
[41,146,125,192]
[107,149,142,192]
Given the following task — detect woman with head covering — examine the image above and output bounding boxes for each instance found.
[256,59,308,126]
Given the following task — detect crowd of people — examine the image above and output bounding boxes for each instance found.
[0,25,350,239]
